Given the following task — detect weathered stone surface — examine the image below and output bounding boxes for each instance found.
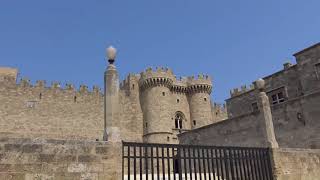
[271,148,320,180]
[0,138,122,180]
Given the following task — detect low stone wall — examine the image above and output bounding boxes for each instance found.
[0,138,122,180]
[271,148,320,180]
[178,112,266,147]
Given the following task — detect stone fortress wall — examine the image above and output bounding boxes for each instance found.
[0,66,227,144]
[0,69,105,141]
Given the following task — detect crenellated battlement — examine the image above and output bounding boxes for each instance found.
[120,73,140,90]
[2,77,103,96]
[140,67,175,79]
[139,67,175,91]
[137,67,213,94]
[213,102,227,112]
[230,84,255,97]
[186,74,212,85]
[36,80,46,88]
[186,74,213,94]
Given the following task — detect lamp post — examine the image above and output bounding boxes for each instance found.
[103,46,120,142]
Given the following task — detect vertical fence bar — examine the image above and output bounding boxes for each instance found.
[266,149,274,180]
[145,146,149,180]
[241,149,249,180]
[233,149,238,180]
[222,149,229,180]
[215,148,220,180]
[139,146,142,180]
[210,149,216,180]
[151,146,154,180]
[257,149,266,180]
[263,149,271,180]
[263,149,270,180]
[122,144,125,180]
[236,149,240,180]
[193,148,198,180]
[167,147,171,180]
[247,149,253,180]
[197,147,202,180]
[251,149,259,180]
[156,147,159,180]
[255,149,263,180]
[234,149,239,180]
[206,148,212,180]
[128,146,131,180]
[162,147,165,180]
[172,147,176,180]
[236,149,244,180]
[134,145,136,180]
[229,148,235,180]
[178,147,183,180]
[188,147,193,180]
[183,147,188,179]
[246,149,253,180]
[202,148,207,180]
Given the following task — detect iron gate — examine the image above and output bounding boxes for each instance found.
[122,142,273,180]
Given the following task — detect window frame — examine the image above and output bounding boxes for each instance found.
[267,86,287,105]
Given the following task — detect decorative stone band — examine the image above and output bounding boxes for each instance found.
[187,84,212,94]
[139,77,174,91]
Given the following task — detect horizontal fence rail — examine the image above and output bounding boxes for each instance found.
[122,142,273,180]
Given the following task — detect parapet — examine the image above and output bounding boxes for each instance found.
[51,81,61,89]
[0,67,18,82]
[186,74,213,94]
[139,67,175,91]
[19,78,31,87]
[120,73,140,90]
[230,84,255,97]
[137,67,213,94]
[65,83,75,91]
[186,74,212,86]
[12,78,102,95]
[36,80,46,88]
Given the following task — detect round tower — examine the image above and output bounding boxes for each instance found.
[187,75,213,129]
[139,67,175,143]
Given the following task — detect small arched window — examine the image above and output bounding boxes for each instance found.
[174,112,185,129]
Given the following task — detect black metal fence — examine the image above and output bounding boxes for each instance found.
[122,142,274,180]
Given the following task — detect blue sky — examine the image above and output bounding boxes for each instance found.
[0,0,319,103]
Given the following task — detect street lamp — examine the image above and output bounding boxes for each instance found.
[106,46,117,64]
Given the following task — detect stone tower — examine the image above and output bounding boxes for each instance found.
[187,75,213,128]
[139,67,175,144]
[139,67,213,144]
